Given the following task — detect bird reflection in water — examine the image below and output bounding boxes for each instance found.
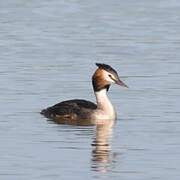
[46,117,117,173]
[91,120,116,173]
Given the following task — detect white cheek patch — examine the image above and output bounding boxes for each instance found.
[102,70,116,83]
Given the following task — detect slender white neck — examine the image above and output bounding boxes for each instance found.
[95,89,114,111]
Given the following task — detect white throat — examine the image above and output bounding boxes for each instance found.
[95,89,116,119]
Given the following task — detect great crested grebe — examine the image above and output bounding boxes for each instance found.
[41,63,128,124]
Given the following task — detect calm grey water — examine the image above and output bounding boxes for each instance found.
[1,0,180,179]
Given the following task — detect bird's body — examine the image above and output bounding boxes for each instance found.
[41,99,97,120]
[41,63,128,125]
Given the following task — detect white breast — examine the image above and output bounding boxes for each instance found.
[93,89,116,120]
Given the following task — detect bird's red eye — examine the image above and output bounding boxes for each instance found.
[108,74,116,82]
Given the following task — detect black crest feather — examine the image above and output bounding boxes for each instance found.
[95,63,117,74]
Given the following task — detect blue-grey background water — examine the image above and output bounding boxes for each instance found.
[0,0,180,179]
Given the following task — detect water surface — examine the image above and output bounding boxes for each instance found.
[0,0,180,179]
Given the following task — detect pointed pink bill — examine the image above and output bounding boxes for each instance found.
[116,78,128,88]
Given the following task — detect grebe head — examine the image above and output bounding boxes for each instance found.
[92,63,128,92]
